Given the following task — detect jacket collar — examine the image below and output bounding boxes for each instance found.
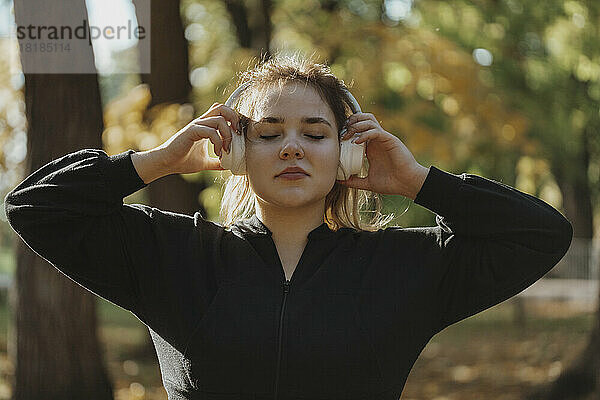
[235,213,337,240]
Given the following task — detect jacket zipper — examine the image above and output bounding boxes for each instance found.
[274,279,290,400]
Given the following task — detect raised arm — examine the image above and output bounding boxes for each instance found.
[3,149,192,317]
[336,115,572,336]
[400,166,573,333]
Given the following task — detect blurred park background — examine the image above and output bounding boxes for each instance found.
[0,0,599,399]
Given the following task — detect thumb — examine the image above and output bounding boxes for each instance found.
[205,158,226,171]
[338,175,369,190]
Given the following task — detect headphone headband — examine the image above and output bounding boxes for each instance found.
[224,81,362,133]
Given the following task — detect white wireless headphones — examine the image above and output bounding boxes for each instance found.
[219,82,366,180]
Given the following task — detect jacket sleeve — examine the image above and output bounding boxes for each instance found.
[3,148,200,319]
[408,166,573,333]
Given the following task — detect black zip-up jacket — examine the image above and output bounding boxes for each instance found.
[4,149,573,400]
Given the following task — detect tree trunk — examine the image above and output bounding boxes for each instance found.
[13,245,113,400]
[527,125,599,399]
[133,0,206,220]
[134,0,191,108]
[222,0,273,57]
[12,1,113,398]
[129,0,209,361]
[134,0,206,222]
[222,0,253,48]
[254,0,273,57]
[553,133,595,240]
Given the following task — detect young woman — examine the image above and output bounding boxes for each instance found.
[4,55,572,400]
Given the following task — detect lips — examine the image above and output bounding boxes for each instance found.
[278,172,308,176]
[276,167,309,177]
[276,172,308,181]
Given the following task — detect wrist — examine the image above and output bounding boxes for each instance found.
[130,149,171,184]
[403,163,429,200]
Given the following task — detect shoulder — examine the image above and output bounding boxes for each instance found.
[375,225,445,250]
[123,204,229,242]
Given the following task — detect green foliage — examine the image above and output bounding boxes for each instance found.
[0,247,14,276]
[417,0,600,207]
[2,0,597,229]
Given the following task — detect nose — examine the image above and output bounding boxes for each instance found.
[279,140,304,160]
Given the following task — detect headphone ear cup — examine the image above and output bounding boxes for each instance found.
[338,139,365,180]
[220,131,246,175]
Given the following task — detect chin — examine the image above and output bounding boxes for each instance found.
[264,192,323,208]
[274,196,315,208]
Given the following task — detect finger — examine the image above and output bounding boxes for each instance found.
[338,175,370,191]
[187,124,224,156]
[346,120,377,137]
[197,102,221,119]
[340,127,351,141]
[204,157,226,171]
[195,116,232,153]
[346,112,374,126]
[217,105,241,132]
[351,128,380,144]
[198,104,240,132]
[215,116,234,153]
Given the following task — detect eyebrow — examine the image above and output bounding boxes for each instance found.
[255,116,333,128]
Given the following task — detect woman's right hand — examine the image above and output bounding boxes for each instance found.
[156,103,242,175]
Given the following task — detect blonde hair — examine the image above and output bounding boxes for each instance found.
[219,52,395,232]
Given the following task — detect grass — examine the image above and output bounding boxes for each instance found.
[405,300,596,400]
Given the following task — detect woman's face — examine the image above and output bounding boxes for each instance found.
[245,82,340,209]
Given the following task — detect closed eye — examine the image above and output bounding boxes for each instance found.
[259,135,325,140]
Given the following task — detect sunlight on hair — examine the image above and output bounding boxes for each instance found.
[219,52,397,232]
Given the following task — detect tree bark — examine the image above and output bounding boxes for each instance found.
[134,0,191,108]
[129,0,209,361]
[133,0,206,221]
[222,0,273,57]
[222,0,253,48]
[134,0,206,223]
[12,1,113,398]
[255,0,273,57]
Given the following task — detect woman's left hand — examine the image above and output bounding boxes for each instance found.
[338,112,430,200]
